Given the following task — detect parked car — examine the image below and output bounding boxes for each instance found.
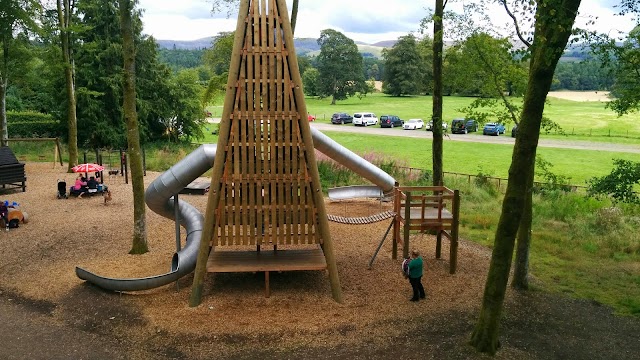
[380,115,403,128]
[352,112,378,126]
[331,112,353,124]
[483,122,506,136]
[403,118,424,130]
[450,118,478,134]
[426,120,448,131]
[307,114,316,122]
[511,124,518,138]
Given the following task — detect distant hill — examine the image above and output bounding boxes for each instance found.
[155,36,395,58]
[156,37,214,50]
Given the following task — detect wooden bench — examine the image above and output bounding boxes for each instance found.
[206,247,327,297]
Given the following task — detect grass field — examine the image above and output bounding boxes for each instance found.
[199,128,637,186]
[319,131,638,185]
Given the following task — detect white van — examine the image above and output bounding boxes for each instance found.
[352,112,378,126]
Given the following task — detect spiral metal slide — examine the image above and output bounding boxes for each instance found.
[75,128,396,291]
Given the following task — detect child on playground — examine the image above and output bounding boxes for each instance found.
[408,249,426,302]
[73,175,88,198]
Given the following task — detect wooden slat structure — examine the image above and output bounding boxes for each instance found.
[189,0,341,306]
[393,186,460,274]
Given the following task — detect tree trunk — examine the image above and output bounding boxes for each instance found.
[1,36,9,147]
[470,0,582,354]
[57,0,78,171]
[431,0,444,186]
[512,159,534,290]
[119,0,148,254]
[290,0,299,35]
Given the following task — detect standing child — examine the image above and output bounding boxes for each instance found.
[408,249,426,302]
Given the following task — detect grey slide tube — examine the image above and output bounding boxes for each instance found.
[75,129,396,291]
[75,145,217,291]
[310,128,396,193]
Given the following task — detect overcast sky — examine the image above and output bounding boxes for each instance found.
[138,0,637,44]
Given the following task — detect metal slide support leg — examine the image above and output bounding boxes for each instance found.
[368,219,395,269]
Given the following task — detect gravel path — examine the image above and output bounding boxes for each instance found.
[1,163,639,359]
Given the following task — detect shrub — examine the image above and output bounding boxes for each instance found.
[6,111,61,138]
[534,156,573,195]
[587,159,640,204]
[594,206,623,231]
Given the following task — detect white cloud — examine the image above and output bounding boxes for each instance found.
[139,0,638,43]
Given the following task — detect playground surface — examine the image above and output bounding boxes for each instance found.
[1,162,639,359]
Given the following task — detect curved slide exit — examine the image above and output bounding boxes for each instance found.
[75,128,396,291]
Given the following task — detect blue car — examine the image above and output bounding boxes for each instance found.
[483,122,505,136]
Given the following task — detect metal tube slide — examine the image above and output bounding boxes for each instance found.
[75,129,395,292]
[310,128,396,193]
[75,145,217,291]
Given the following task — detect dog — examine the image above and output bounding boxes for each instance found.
[103,189,112,205]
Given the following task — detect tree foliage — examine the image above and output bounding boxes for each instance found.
[591,26,640,115]
[382,34,422,96]
[587,159,640,204]
[0,0,42,146]
[316,29,368,104]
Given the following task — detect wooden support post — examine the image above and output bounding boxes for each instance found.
[435,231,442,259]
[392,187,399,260]
[403,192,411,259]
[450,190,460,274]
[265,271,270,298]
[189,0,250,308]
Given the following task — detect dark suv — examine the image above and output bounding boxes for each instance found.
[380,115,403,128]
[451,118,478,134]
[331,112,353,124]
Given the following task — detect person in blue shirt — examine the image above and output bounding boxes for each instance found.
[408,249,426,301]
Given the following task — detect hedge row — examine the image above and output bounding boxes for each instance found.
[7,111,54,123]
[8,121,62,138]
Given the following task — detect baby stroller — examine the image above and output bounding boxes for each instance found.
[57,179,68,199]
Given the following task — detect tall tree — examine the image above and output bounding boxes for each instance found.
[591,26,640,115]
[119,0,148,254]
[56,0,79,171]
[470,0,582,354]
[316,29,367,105]
[0,0,41,146]
[75,0,125,148]
[381,34,422,96]
[432,0,445,186]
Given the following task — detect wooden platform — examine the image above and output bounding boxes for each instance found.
[206,247,327,297]
[404,207,453,229]
[179,180,210,195]
[393,186,460,274]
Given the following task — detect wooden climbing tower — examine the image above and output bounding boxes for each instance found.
[189,0,342,306]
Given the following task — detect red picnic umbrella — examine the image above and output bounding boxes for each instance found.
[72,163,105,173]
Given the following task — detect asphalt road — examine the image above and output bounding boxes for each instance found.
[310,122,640,154]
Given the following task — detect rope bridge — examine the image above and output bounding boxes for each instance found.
[327,210,396,224]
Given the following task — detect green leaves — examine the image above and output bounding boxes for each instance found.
[587,159,640,204]
[381,34,423,97]
[316,29,367,103]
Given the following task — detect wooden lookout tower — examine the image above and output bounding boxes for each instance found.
[189,0,342,306]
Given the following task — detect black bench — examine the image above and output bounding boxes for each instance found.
[0,147,26,192]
